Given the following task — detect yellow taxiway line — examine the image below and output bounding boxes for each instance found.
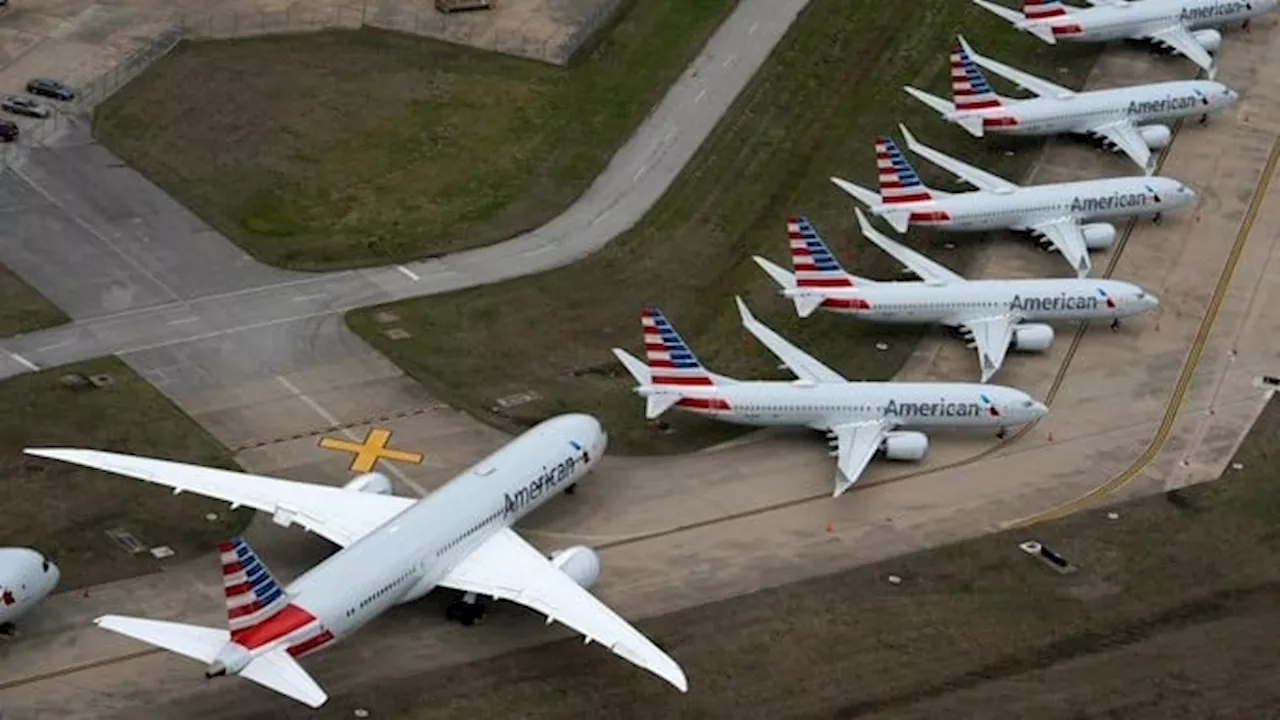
[1007,136,1280,529]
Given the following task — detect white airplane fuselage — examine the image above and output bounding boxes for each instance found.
[791,278,1155,325]
[647,381,1045,432]
[887,176,1194,234]
[0,548,60,627]
[1022,0,1275,42]
[210,414,607,674]
[956,80,1236,135]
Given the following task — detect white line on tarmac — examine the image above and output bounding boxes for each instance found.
[7,352,38,371]
[396,265,420,281]
[275,376,427,497]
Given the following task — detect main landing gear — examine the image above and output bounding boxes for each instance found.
[1200,113,1210,125]
[565,482,577,495]
[1153,212,1163,225]
[0,622,15,637]
[996,427,1008,440]
[445,591,487,626]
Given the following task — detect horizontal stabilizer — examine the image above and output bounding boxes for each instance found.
[955,114,985,137]
[95,614,228,664]
[795,295,826,319]
[611,348,651,386]
[752,256,796,292]
[829,177,881,208]
[902,85,956,118]
[241,648,329,708]
[882,208,913,234]
[645,394,681,419]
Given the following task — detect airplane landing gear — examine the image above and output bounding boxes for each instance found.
[0,622,14,637]
[445,592,486,626]
[1111,318,1121,331]
[1153,212,1163,224]
[565,483,577,495]
[1200,113,1209,125]
[996,427,1008,440]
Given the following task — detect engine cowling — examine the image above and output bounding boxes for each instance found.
[1192,29,1222,53]
[342,472,393,495]
[1080,222,1116,250]
[1011,323,1055,352]
[1138,123,1171,149]
[881,431,928,462]
[550,546,601,589]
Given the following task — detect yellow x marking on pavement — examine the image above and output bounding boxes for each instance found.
[319,428,424,473]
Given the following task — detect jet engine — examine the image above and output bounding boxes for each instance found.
[1192,29,1222,53]
[1080,223,1117,250]
[1138,123,1172,149]
[342,472,393,495]
[881,431,928,461]
[1011,323,1055,352]
[550,546,601,589]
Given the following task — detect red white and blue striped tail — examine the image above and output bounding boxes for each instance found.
[876,136,932,204]
[641,306,714,387]
[951,42,1002,111]
[787,216,854,289]
[219,537,289,633]
[1023,0,1068,19]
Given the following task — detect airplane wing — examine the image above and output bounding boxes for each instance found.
[830,419,891,498]
[958,35,1074,99]
[855,209,964,286]
[438,527,688,692]
[1140,24,1217,77]
[1028,217,1092,277]
[733,297,847,384]
[898,124,1019,194]
[22,449,414,547]
[957,315,1017,382]
[1085,119,1154,173]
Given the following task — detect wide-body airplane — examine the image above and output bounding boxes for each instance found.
[610,300,1048,497]
[905,35,1238,172]
[829,125,1196,277]
[971,0,1278,78]
[0,547,60,633]
[752,212,1159,381]
[25,415,686,708]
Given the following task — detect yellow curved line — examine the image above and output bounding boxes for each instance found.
[1008,136,1280,529]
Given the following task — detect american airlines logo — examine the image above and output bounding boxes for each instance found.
[884,399,989,418]
[1127,94,1206,115]
[503,444,589,516]
[1010,292,1104,312]
[1181,2,1250,21]
[1070,190,1150,213]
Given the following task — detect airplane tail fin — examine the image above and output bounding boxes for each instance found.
[219,537,290,634]
[92,615,329,708]
[641,306,716,389]
[787,215,859,290]
[876,135,934,205]
[950,40,1011,117]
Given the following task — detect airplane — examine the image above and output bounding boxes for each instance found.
[752,212,1160,382]
[610,299,1048,498]
[829,124,1196,278]
[904,35,1239,173]
[0,547,60,634]
[970,0,1279,79]
[24,414,686,708]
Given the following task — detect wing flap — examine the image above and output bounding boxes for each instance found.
[24,448,414,547]
[831,420,889,498]
[733,297,847,384]
[1087,120,1154,173]
[439,528,687,692]
[1029,218,1092,278]
[959,315,1016,382]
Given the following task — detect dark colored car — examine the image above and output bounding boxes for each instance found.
[25,78,75,102]
[0,119,16,143]
[1,95,50,119]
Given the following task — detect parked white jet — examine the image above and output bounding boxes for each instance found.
[829,125,1196,277]
[971,0,1278,78]
[904,35,1238,173]
[25,415,686,708]
[0,547,60,633]
[752,212,1159,381]
[611,300,1048,497]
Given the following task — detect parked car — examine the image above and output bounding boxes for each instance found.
[0,119,16,143]
[1,95,50,119]
[26,78,75,102]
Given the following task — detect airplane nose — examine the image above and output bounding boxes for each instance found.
[1032,401,1048,417]
[1145,293,1160,308]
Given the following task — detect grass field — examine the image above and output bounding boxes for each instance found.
[277,398,1280,720]
[0,264,68,337]
[0,358,252,589]
[92,1,738,270]
[347,0,1102,455]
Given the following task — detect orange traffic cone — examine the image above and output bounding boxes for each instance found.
[825,520,834,534]
[1047,431,1054,442]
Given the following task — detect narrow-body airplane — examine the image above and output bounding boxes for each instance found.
[829,125,1196,277]
[971,0,1278,78]
[611,300,1047,497]
[752,212,1159,381]
[904,35,1238,172]
[0,547,60,633]
[25,415,686,708]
